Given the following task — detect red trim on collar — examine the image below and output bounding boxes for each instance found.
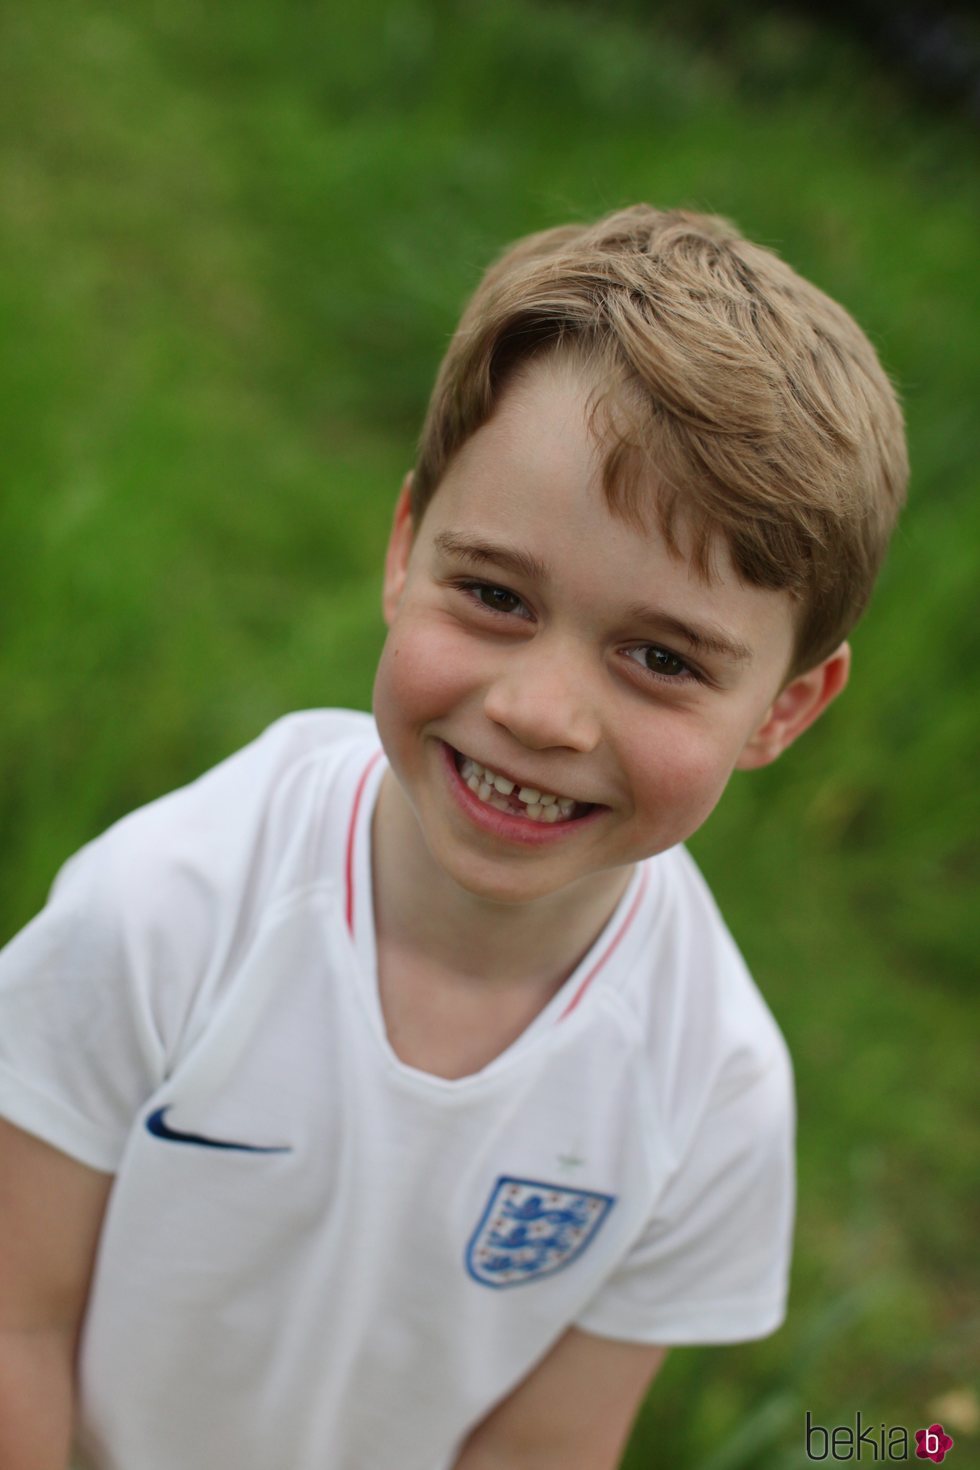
[558,868,650,1020]
[345,749,384,936]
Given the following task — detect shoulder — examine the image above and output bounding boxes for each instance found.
[607,845,792,1140]
[66,708,379,895]
[565,850,795,1350]
[0,710,382,1171]
[42,709,381,1050]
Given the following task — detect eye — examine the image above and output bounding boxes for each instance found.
[624,645,699,683]
[454,580,532,619]
[476,585,522,614]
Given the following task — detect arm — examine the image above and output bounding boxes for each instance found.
[452,1326,666,1470]
[0,1119,113,1470]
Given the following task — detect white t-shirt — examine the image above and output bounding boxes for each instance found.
[0,710,794,1470]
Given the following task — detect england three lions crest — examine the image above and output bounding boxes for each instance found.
[466,1176,616,1289]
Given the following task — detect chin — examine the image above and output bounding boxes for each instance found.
[427,833,585,914]
[436,851,559,909]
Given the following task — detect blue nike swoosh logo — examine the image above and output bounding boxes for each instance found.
[145,1106,292,1154]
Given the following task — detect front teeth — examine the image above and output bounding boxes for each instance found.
[458,756,577,823]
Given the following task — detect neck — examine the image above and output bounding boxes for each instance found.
[370,770,634,993]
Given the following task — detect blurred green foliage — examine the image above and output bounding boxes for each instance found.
[1,1,977,1463]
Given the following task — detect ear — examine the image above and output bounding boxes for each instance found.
[381,472,416,626]
[736,642,851,771]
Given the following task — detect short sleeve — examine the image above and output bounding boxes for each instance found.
[0,838,174,1172]
[576,1049,795,1345]
[0,711,370,1174]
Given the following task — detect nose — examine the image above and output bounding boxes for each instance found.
[482,637,602,753]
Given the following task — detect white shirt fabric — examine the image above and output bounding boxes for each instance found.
[0,710,794,1470]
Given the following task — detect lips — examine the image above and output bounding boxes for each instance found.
[436,741,608,849]
[451,746,594,818]
[455,752,590,823]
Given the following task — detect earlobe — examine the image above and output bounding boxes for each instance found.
[381,472,416,626]
[736,643,851,771]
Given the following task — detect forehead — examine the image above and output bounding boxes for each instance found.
[421,354,716,585]
[416,356,798,673]
[426,350,708,555]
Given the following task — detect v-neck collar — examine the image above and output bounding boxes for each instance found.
[344,744,652,1083]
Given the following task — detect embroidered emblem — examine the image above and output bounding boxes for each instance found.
[557,1152,586,1172]
[466,1175,615,1289]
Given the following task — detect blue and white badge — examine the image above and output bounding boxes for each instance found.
[466,1175,616,1289]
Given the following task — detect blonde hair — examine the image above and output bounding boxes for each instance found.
[412,204,908,677]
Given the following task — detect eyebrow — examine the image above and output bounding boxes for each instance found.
[433,532,755,666]
[435,532,549,585]
[622,604,754,664]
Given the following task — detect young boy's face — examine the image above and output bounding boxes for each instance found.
[373,354,847,908]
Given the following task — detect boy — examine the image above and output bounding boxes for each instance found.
[0,205,907,1470]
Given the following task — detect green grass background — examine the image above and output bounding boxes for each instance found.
[1,1,977,1463]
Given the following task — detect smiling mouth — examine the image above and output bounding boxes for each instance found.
[451,748,596,824]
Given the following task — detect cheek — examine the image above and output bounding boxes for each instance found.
[623,724,739,825]
[372,617,475,733]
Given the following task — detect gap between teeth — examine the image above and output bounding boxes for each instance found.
[458,756,577,823]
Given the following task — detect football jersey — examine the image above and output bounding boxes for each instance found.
[0,711,794,1470]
